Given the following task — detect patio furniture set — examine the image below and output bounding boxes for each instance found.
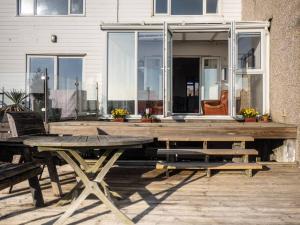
[0,111,262,224]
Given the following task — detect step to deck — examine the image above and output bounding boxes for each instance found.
[156,161,262,170]
[156,161,263,177]
[157,148,258,156]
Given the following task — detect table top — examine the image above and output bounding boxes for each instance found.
[23,135,154,149]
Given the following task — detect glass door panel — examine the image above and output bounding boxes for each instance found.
[137,32,163,115]
[201,57,220,100]
[107,32,135,114]
[28,57,54,121]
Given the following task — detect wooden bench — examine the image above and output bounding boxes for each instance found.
[0,161,44,207]
[157,148,258,156]
[157,134,262,177]
[156,161,263,177]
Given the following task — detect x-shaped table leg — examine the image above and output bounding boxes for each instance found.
[54,149,134,225]
[57,150,113,206]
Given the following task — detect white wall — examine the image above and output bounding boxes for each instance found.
[0,0,241,112]
[173,40,228,68]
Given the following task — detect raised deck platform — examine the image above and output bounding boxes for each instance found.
[0,164,300,225]
[49,121,297,140]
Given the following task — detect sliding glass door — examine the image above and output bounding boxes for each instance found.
[27,55,84,121]
[106,31,164,116]
[107,33,136,114]
[138,32,164,115]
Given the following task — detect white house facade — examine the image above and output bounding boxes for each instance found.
[0,0,270,121]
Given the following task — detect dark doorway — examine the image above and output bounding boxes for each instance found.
[173,58,200,114]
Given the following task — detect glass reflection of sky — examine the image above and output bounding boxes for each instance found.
[37,0,68,15]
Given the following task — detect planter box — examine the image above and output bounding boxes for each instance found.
[245,117,256,122]
[112,118,126,122]
[141,118,152,123]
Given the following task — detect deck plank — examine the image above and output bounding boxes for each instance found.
[0,164,300,225]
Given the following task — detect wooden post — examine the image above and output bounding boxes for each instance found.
[45,156,63,197]
[23,148,44,207]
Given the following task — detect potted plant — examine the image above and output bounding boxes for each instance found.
[111,108,129,122]
[141,108,153,123]
[261,113,270,123]
[240,108,258,122]
[0,89,29,122]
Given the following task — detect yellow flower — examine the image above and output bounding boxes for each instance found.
[240,107,259,118]
[111,108,129,119]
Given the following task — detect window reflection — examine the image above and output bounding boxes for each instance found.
[171,0,203,15]
[28,56,88,122]
[155,0,168,14]
[29,57,54,120]
[71,0,83,14]
[107,33,136,114]
[238,33,261,69]
[20,0,34,15]
[37,0,68,15]
[206,0,218,13]
[235,74,263,114]
[137,32,163,115]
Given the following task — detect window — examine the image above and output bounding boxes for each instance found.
[18,0,85,16]
[154,0,219,15]
[235,74,263,114]
[19,0,34,15]
[206,0,218,13]
[107,33,136,114]
[238,33,261,69]
[27,56,85,121]
[155,0,168,14]
[37,0,68,15]
[58,58,82,90]
[235,31,265,115]
[107,32,164,116]
[172,0,203,15]
[70,0,84,14]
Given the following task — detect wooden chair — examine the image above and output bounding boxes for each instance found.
[6,111,63,197]
[201,90,228,115]
[0,161,44,207]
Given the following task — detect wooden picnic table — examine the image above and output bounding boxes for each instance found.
[24,135,154,225]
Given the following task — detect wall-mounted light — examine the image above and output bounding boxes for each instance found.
[51,35,57,43]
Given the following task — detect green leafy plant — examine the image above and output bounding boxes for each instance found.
[0,89,29,112]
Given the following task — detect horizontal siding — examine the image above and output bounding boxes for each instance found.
[0,0,241,101]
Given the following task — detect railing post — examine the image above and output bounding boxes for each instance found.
[96,82,99,118]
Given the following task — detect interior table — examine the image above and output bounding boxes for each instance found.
[24,135,154,225]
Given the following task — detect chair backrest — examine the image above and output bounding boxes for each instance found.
[7,112,46,137]
[220,90,228,105]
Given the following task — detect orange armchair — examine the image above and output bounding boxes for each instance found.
[201,90,228,115]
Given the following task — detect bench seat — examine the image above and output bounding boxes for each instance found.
[157,148,258,156]
[156,161,263,177]
[0,161,42,191]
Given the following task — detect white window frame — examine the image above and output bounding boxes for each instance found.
[18,0,86,16]
[26,55,84,93]
[153,0,221,16]
[234,29,268,115]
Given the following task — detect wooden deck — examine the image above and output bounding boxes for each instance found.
[48,121,297,139]
[1,164,300,225]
